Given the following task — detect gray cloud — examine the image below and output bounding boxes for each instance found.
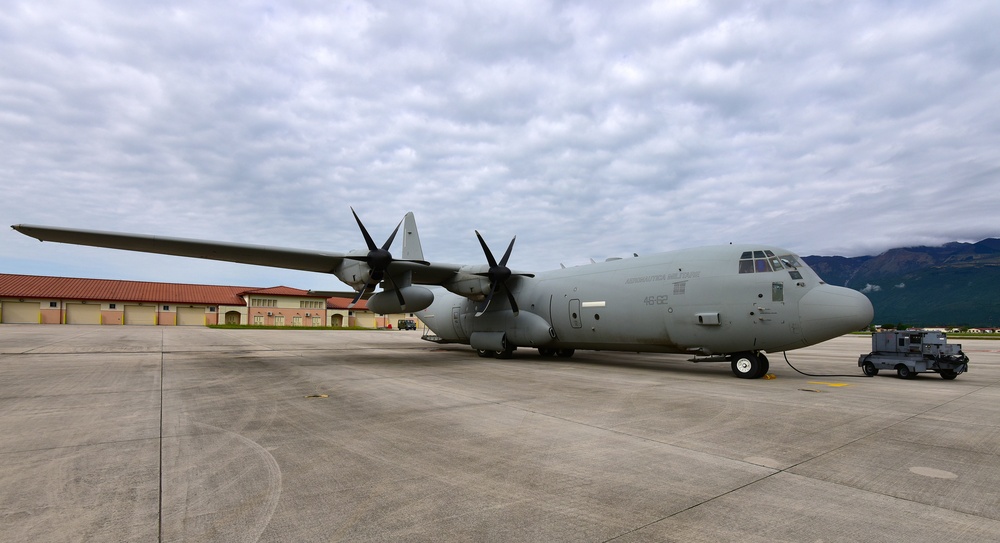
[3,0,999,288]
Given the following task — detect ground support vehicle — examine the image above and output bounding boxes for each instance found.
[397,319,417,330]
[859,330,969,380]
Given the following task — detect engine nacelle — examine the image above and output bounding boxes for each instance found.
[367,285,434,314]
[442,274,492,301]
[333,258,372,291]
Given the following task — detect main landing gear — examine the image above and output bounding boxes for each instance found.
[730,351,770,379]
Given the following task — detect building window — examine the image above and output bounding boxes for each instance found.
[109,303,116,309]
[49,301,58,308]
[163,305,170,311]
[209,307,216,312]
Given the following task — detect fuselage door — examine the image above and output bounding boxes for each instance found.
[451,306,465,339]
[569,298,583,328]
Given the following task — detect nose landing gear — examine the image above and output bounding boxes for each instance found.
[730,351,770,379]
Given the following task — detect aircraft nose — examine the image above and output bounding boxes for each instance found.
[799,285,874,344]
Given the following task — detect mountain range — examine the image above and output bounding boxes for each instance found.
[803,239,1000,327]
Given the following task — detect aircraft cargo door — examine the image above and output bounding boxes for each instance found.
[1,301,39,323]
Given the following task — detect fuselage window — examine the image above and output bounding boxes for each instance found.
[739,259,755,273]
[755,258,772,273]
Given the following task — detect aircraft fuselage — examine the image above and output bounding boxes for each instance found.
[418,244,873,368]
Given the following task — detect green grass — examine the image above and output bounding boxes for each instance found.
[208,324,382,331]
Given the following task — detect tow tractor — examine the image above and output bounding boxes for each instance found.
[859,330,969,380]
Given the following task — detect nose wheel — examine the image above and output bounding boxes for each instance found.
[731,352,769,379]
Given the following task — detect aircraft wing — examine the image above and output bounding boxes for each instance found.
[10,224,464,283]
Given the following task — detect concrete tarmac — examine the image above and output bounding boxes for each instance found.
[2,325,999,542]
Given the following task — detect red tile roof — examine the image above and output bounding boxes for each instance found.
[327,296,367,310]
[0,274,250,305]
[241,286,320,297]
[0,274,372,311]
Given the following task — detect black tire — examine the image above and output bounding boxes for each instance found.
[731,352,760,379]
[862,361,879,377]
[538,347,556,357]
[556,348,575,358]
[896,364,913,379]
[493,336,515,359]
[756,354,770,379]
[940,370,958,380]
[476,348,494,358]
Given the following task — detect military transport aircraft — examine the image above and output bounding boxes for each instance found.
[12,211,873,379]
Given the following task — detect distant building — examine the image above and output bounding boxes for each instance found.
[0,273,412,328]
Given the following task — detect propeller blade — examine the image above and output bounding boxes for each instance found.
[351,207,378,251]
[384,273,407,311]
[349,282,369,307]
[475,230,498,268]
[504,286,520,316]
[382,220,403,252]
[499,236,516,267]
[475,280,500,317]
[473,230,526,317]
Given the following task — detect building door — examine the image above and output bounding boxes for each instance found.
[225,311,242,325]
[125,305,156,325]
[66,303,101,324]
[1,301,39,323]
[177,307,205,326]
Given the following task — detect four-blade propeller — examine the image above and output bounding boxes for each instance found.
[473,230,534,317]
[346,208,428,309]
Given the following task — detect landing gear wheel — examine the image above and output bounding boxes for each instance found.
[939,370,958,380]
[756,354,770,379]
[494,344,515,359]
[862,361,879,377]
[731,352,762,379]
[555,348,575,358]
[538,347,556,357]
[896,364,914,379]
[476,348,494,358]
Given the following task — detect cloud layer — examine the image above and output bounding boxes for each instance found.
[3,1,999,288]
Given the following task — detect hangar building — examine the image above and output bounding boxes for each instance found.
[0,274,406,328]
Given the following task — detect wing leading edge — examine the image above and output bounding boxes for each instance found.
[10,223,464,286]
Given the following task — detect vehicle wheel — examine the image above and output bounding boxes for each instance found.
[476,348,494,358]
[538,347,555,357]
[939,370,958,380]
[862,361,879,377]
[896,364,913,379]
[731,352,760,379]
[556,348,575,358]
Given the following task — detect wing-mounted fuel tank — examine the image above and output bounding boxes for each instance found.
[367,285,434,314]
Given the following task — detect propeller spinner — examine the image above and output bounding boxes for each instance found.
[474,230,534,316]
[346,208,428,309]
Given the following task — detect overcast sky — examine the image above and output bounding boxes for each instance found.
[3,0,999,290]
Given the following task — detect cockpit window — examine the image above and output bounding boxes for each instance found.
[740,251,803,274]
[779,254,801,268]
